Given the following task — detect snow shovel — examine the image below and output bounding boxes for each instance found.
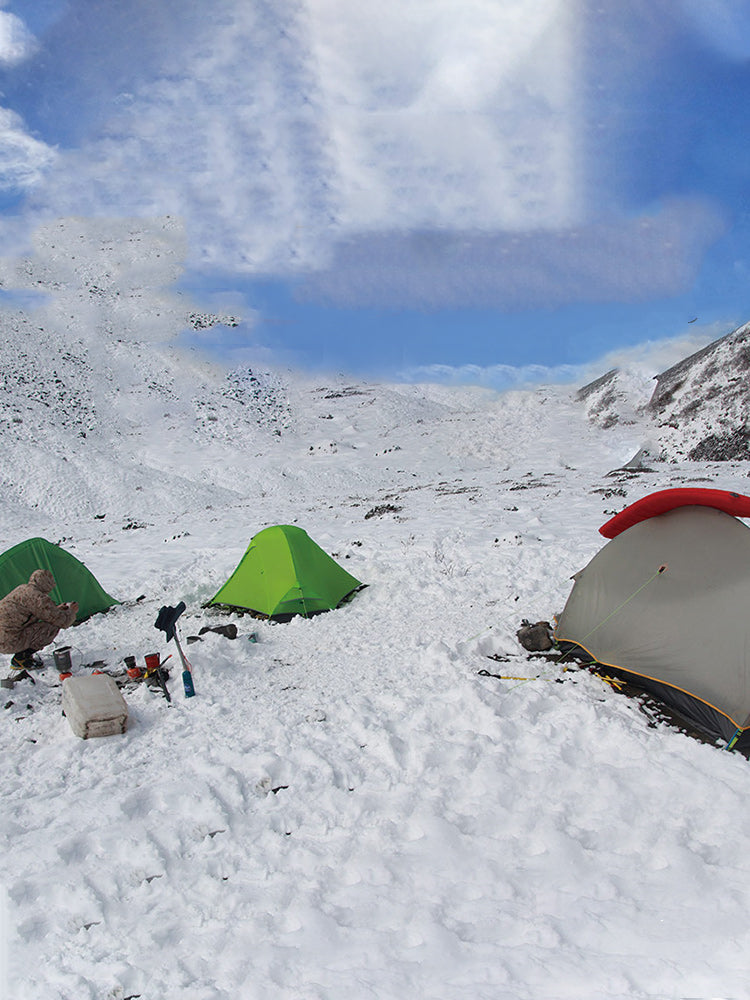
[155,602,195,698]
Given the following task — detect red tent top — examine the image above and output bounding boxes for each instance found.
[599,488,750,538]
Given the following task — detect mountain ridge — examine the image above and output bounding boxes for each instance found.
[578,319,750,462]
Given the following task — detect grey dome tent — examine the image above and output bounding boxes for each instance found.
[554,489,750,750]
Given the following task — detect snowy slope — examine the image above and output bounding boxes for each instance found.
[3,327,750,1000]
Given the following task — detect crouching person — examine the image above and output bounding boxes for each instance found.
[0,569,78,670]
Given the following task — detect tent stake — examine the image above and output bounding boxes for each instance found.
[724,727,742,752]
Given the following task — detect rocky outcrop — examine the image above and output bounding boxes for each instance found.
[648,322,750,461]
[576,368,649,430]
[577,320,750,463]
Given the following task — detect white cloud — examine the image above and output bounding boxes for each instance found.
[401,320,733,392]
[580,321,732,380]
[0,1,727,313]
[0,9,55,191]
[398,360,583,392]
[306,0,579,231]
[0,10,36,66]
[0,107,57,190]
[23,1,583,269]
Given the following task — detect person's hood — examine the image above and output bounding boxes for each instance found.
[29,569,56,593]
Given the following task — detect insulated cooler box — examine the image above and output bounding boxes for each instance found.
[62,674,128,739]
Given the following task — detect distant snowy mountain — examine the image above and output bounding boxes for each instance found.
[577,319,750,463]
[648,321,750,461]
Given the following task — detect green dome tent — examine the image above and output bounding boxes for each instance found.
[208,525,362,620]
[0,537,119,622]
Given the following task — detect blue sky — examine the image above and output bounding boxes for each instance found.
[1,1,749,386]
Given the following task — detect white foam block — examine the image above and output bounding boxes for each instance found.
[62,674,128,739]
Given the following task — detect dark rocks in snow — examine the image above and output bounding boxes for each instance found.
[323,387,373,400]
[187,311,240,330]
[364,503,403,519]
[688,428,750,462]
[516,620,554,652]
[0,329,97,434]
[219,368,291,432]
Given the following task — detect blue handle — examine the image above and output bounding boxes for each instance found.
[182,669,195,698]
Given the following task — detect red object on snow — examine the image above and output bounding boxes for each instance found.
[599,488,750,538]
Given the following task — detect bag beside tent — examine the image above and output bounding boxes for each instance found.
[208,524,362,620]
[0,537,119,622]
[554,490,750,750]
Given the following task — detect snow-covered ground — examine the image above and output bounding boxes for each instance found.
[2,343,750,1000]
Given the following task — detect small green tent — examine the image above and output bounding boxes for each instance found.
[0,537,119,622]
[208,525,362,619]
